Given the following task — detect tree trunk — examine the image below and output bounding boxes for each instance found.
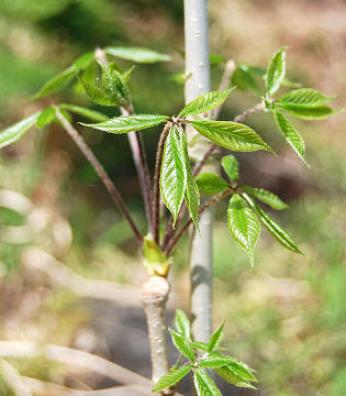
[184,0,213,342]
[141,276,171,392]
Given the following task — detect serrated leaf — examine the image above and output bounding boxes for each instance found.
[153,365,191,392]
[36,107,56,128]
[274,111,307,164]
[81,114,168,134]
[227,193,261,265]
[160,125,188,224]
[221,155,239,182]
[196,173,229,196]
[79,63,118,107]
[199,355,236,369]
[266,48,286,97]
[209,352,257,383]
[243,193,302,254]
[243,186,288,210]
[0,112,41,149]
[34,52,94,99]
[174,310,191,338]
[179,89,233,118]
[277,104,336,120]
[194,369,222,396]
[100,62,131,106]
[59,104,109,122]
[105,47,171,63]
[191,120,273,153]
[216,364,257,389]
[170,330,195,361]
[278,88,333,107]
[207,323,224,352]
[180,131,200,227]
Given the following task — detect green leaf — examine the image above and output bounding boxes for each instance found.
[200,355,237,369]
[34,67,75,99]
[170,330,195,361]
[34,52,94,99]
[153,365,191,392]
[243,186,288,210]
[174,310,191,338]
[105,47,171,63]
[100,62,131,106]
[59,104,108,122]
[216,367,256,389]
[278,88,333,107]
[210,54,225,66]
[243,193,302,254]
[191,120,273,153]
[180,132,200,227]
[209,352,257,383]
[227,193,261,264]
[36,107,56,128]
[207,323,224,352]
[276,103,336,120]
[72,52,95,70]
[178,89,233,118]
[194,369,222,396]
[0,112,41,149]
[196,173,229,196]
[160,125,188,224]
[266,48,286,97]
[81,114,168,134]
[79,63,118,107]
[221,155,239,182]
[216,364,256,389]
[274,111,307,164]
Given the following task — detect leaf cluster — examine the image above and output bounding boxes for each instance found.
[153,310,257,395]
[0,46,339,265]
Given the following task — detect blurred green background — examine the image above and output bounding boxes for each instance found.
[0,0,345,395]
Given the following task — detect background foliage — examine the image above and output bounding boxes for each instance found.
[0,0,345,395]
